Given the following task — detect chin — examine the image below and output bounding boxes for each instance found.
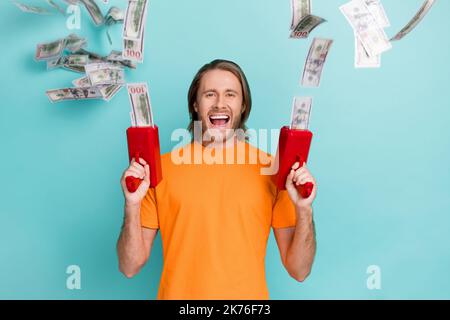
[204,125,240,144]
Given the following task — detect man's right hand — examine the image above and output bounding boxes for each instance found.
[120,157,151,207]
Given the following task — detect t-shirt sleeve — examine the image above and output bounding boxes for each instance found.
[271,189,297,228]
[140,188,159,229]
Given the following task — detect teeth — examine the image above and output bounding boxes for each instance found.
[209,115,229,120]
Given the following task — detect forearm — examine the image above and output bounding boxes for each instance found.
[285,206,316,281]
[117,203,148,277]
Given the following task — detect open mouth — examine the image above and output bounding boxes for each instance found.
[209,114,230,127]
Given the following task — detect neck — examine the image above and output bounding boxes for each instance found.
[196,132,242,149]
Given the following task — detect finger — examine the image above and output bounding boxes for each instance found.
[294,168,307,178]
[294,173,313,185]
[291,162,300,170]
[285,169,296,190]
[295,172,314,184]
[293,169,309,181]
[126,170,141,179]
[297,176,314,185]
[126,168,143,179]
[143,164,150,184]
[131,162,145,174]
[138,157,147,166]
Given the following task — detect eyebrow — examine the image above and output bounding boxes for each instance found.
[202,89,239,94]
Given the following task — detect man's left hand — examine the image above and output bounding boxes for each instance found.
[285,162,317,210]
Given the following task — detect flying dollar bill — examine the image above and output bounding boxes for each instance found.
[65,33,88,53]
[72,75,91,88]
[46,0,67,15]
[123,36,144,63]
[47,54,89,72]
[99,84,123,101]
[127,83,154,127]
[105,6,124,25]
[79,0,104,26]
[73,48,136,69]
[290,14,326,39]
[290,97,312,130]
[364,0,390,28]
[122,0,148,62]
[390,0,436,42]
[63,0,80,5]
[354,0,388,68]
[13,2,52,15]
[35,38,66,61]
[84,63,125,86]
[291,0,311,31]
[46,86,103,103]
[355,36,380,68]
[35,34,87,61]
[123,0,148,40]
[105,6,125,45]
[301,38,333,87]
[104,50,137,69]
[340,0,391,57]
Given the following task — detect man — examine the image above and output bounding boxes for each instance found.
[117,59,317,299]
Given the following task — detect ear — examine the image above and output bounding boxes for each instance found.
[194,102,198,113]
[241,105,246,114]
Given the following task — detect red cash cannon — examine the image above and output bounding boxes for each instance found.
[125,125,163,192]
[271,126,314,198]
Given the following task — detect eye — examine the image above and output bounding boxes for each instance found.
[205,92,215,98]
[226,92,236,98]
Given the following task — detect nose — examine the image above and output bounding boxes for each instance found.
[215,93,227,109]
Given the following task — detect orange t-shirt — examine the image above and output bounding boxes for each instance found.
[140,140,297,299]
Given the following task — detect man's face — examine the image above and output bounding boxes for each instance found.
[194,69,244,144]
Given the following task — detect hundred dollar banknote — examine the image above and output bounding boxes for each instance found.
[46,0,67,15]
[105,6,125,45]
[73,48,136,69]
[290,14,326,39]
[390,0,435,42]
[13,1,52,15]
[340,0,391,57]
[99,84,123,102]
[47,54,89,72]
[123,35,145,63]
[35,39,66,61]
[79,0,104,26]
[127,83,154,127]
[301,38,333,87]
[364,0,390,28]
[354,0,389,68]
[46,86,103,103]
[123,0,148,62]
[354,35,380,68]
[72,75,91,88]
[35,34,87,61]
[123,0,148,40]
[291,0,311,31]
[290,97,312,130]
[84,63,125,86]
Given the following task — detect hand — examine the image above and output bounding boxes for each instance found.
[120,157,151,207]
[285,162,317,210]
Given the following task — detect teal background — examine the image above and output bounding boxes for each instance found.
[0,0,449,299]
